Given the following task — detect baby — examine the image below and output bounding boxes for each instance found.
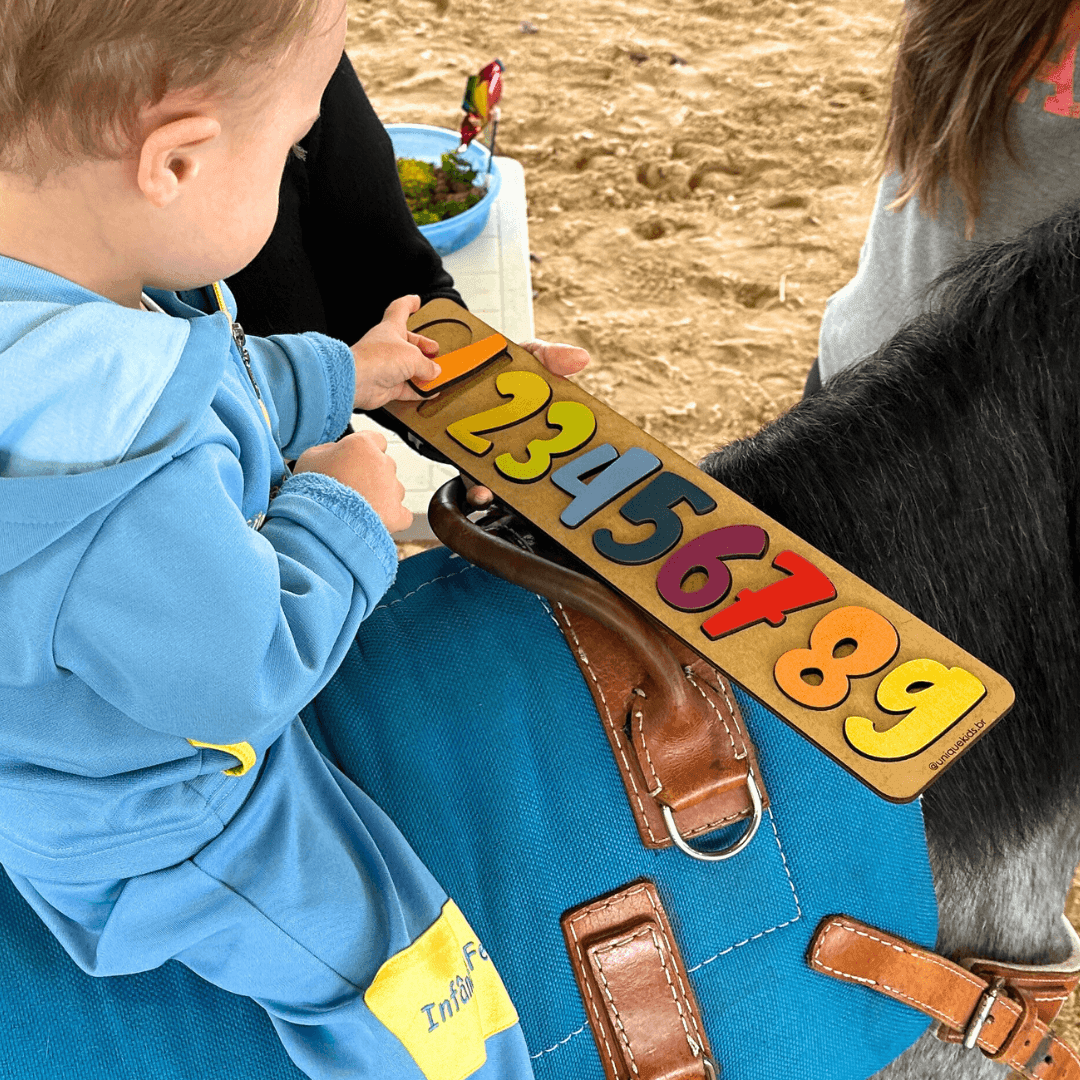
[0,0,582,1075]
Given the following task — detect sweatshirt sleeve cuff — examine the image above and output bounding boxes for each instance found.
[269,332,356,458]
[267,471,398,589]
[304,333,356,445]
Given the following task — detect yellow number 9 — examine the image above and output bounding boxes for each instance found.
[844,659,986,761]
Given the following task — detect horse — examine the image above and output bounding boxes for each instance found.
[699,200,1080,1077]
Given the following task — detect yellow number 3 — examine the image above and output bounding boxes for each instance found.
[844,659,986,761]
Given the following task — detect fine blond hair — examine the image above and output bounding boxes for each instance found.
[0,0,322,178]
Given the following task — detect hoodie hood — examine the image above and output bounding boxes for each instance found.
[0,258,231,575]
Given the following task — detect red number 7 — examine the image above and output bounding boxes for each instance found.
[701,551,836,640]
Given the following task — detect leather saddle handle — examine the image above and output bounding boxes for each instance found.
[428,478,696,716]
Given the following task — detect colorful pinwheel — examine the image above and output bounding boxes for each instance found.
[460,59,504,170]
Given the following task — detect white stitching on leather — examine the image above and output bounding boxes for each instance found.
[592,925,703,1070]
[641,889,705,1049]
[592,926,649,1074]
[642,887,704,1047]
[566,905,623,1077]
[574,885,705,1070]
[546,603,756,840]
[547,600,659,842]
[565,886,660,1074]
[635,706,663,795]
[684,668,747,760]
[532,597,804,1063]
[716,675,750,752]
[810,920,985,1027]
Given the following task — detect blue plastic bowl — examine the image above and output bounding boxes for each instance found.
[386,123,501,256]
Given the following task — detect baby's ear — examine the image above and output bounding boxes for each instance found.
[137,115,220,208]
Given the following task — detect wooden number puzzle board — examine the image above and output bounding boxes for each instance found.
[387,300,1015,802]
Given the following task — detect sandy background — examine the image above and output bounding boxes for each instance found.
[346,0,1080,1054]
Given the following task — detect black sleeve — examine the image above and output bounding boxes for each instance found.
[227,52,464,342]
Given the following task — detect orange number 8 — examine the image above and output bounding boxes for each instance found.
[773,605,899,710]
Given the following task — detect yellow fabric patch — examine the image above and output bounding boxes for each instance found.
[365,899,519,1080]
[186,739,256,776]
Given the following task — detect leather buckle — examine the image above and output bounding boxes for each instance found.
[986,988,1041,1064]
[962,977,1005,1049]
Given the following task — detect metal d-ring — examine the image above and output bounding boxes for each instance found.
[661,770,763,862]
[702,1054,720,1078]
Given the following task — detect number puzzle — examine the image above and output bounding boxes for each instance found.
[386,300,1015,801]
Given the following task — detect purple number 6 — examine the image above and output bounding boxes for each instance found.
[656,525,769,612]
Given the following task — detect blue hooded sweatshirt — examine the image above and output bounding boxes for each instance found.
[0,256,536,1080]
[0,255,400,880]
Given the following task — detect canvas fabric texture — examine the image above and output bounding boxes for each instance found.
[0,546,938,1078]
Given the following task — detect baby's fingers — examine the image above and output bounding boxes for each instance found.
[408,331,441,357]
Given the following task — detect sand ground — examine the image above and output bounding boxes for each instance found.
[347,0,1080,1056]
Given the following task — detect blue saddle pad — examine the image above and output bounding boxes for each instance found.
[307,548,937,1079]
[0,547,937,1079]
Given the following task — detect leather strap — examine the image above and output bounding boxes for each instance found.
[561,880,716,1080]
[807,915,1080,1078]
[553,600,767,851]
[946,917,1080,1030]
[428,478,768,855]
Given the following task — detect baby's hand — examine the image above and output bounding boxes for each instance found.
[351,295,442,411]
[293,431,412,533]
[466,338,592,506]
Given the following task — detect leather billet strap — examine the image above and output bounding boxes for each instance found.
[808,915,1080,1079]
[561,880,716,1080]
[428,479,767,856]
[946,915,1080,1031]
[553,600,766,854]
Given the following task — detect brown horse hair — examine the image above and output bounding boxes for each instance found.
[883,0,1075,231]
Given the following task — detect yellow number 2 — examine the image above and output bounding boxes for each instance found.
[844,659,986,761]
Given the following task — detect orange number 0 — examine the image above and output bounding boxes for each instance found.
[773,606,899,710]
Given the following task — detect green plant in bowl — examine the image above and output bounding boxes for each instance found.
[396,151,487,227]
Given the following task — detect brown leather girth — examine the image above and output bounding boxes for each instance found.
[808,915,1080,1079]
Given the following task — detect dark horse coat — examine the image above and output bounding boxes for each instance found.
[701,204,1080,1077]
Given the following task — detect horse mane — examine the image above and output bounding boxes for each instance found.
[700,203,1080,869]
